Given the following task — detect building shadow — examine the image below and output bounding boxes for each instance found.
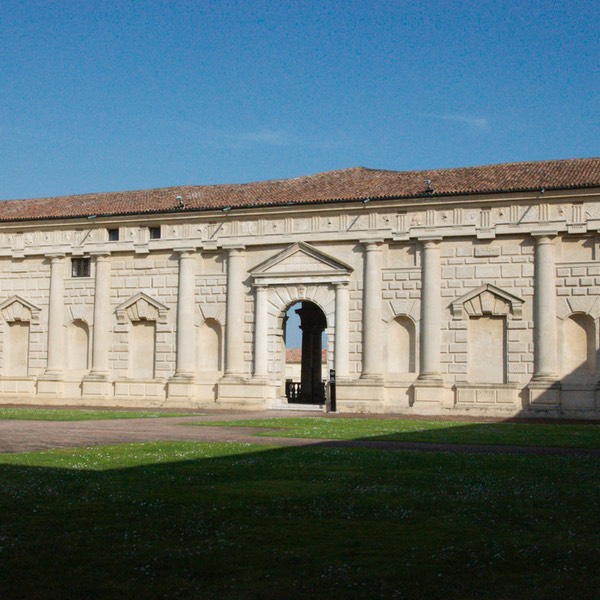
[0,433,598,600]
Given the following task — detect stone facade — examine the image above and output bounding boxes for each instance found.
[2,159,600,417]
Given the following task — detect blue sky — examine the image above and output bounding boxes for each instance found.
[1,0,598,201]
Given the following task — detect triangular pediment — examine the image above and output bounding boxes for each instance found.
[0,295,41,323]
[115,292,169,323]
[250,242,353,280]
[451,284,523,320]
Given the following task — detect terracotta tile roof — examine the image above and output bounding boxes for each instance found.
[286,348,327,363]
[2,157,599,222]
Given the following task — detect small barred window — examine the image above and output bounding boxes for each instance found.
[72,257,91,278]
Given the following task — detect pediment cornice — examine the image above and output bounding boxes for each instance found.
[250,242,353,285]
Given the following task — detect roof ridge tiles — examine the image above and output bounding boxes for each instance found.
[1,156,599,222]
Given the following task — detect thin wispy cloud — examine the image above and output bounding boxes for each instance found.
[233,129,290,146]
[224,128,344,150]
[163,120,344,150]
[421,113,489,131]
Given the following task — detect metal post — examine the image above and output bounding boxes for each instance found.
[329,368,336,412]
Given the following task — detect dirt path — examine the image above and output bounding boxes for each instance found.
[0,408,598,456]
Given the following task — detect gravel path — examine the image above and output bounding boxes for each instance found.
[0,408,598,456]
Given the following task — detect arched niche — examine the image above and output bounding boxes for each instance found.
[386,316,417,375]
[561,313,596,380]
[198,318,223,373]
[66,319,90,373]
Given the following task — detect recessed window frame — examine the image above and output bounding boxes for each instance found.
[149,226,161,240]
[108,228,119,242]
[71,257,91,278]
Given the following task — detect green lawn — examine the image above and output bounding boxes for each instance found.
[0,407,195,421]
[192,416,600,448]
[0,441,598,599]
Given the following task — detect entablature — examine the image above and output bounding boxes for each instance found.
[0,188,598,256]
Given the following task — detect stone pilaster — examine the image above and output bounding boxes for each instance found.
[418,239,442,381]
[168,249,198,400]
[528,233,560,408]
[253,284,268,380]
[173,249,197,378]
[360,240,383,379]
[82,253,113,397]
[38,253,66,397]
[334,282,350,379]
[413,239,445,410]
[45,254,65,377]
[223,246,246,379]
[88,253,111,378]
[532,235,558,381]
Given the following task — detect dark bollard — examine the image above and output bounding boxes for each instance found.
[329,368,336,412]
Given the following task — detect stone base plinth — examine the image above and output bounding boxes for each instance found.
[526,380,561,410]
[412,380,445,413]
[383,381,414,411]
[81,377,113,398]
[167,377,196,401]
[455,384,519,409]
[561,384,596,411]
[37,376,65,397]
[114,379,166,402]
[335,379,385,413]
[216,378,268,409]
[0,377,36,397]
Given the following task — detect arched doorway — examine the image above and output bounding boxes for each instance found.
[284,301,327,404]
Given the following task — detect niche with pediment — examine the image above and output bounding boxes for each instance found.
[250,242,353,286]
[452,285,524,385]
[115,293,169,380]
[0,296,40,377]
[451,284,523,321]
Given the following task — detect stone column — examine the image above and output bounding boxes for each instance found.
[174,249,196,378]
[532,234,558,380]
[45,253,66,377]
[253,284,268,380]
[224,246,246,378]
[88,252,111,378]
[361,240,383,379]
[418,239,442,381]
[334,282,350,379]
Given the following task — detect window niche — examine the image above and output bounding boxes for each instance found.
[71,257,91,278]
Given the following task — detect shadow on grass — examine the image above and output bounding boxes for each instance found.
[191,416,600,452]
[0,440,598,600]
